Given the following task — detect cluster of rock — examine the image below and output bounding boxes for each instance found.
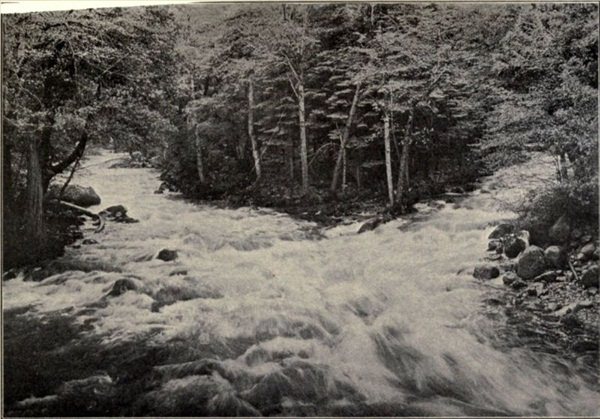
[109,151,154,169]
[474,217,599,331]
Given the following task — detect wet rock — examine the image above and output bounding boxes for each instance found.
[100,205,139,223]
[511,279,527,290]
[502,272,519,286]
[549,214,570,244]
[48,184,101,207]
[581,234,593,244]
[3,270,18,281]
[108,278,138,297]
[473,264,500,280]
[517,246,547,280]
[488,239,502,252]
[554,300,593,317]
[169,269,188,276]
[587,287,598,295]
[489,223,514,240]
[157,249,178,262]
[533,271,557,283]
[154,182,169,194]
[571,229,582,240]
[580,265,598,288]
[580,243,595,260]
[358,217,384,234]
[504,235,527,259]
[544,245,565,268]
[82,238,98,245]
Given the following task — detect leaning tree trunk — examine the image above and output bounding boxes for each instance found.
[298,82,309,195]
[26,138,46,253]
[330,82,361,193]
[248,78,261,181]
[194,125,206,184]
[383,113,394,206]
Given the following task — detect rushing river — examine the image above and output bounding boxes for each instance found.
[3,150,599,416]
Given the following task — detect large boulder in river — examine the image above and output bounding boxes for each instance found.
[517,245,547,280]
[488,223,514,240]
[48,184,101,207]
[549,214,571,244]
[99,205,138,223]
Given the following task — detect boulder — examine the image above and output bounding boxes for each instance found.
[473,264,500,280]
[489,223,514,240]
[157,248,178,262]
[517,246,547,280]
[504,235,527,259]
[544,245,565,268]
[549,214,570,244]
[108,278,138,297]
[48,184,101,207]
[580,265,598,289]
[580,243,596,260]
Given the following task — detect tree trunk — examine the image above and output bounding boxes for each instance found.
[383,113,394,206]
[194,125,206,184]
[396,111,413,209]
[559,152,568,182]
[26,138,45,252]
[342,146,347,191]
[330,81,361,192]
[3,141,13,204]
[298,82,309,195]
[248,78,261,181]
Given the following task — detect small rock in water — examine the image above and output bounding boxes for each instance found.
[488,223,514,240]
[157,249,178,262]
[580,265,599,288]
[82,238,98,245]
[587,287,598,295]
[473,264,500,280]
[108,278,138,297]
[502,272,519,286]
[572,340,599,353]
[511,279,527,290]
[169,269,188,276]
[357,217,384,234]
[517,246,547,280]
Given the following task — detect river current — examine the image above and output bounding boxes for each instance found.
[3,150,599,416]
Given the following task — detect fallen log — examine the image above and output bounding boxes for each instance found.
[50,199,105,233]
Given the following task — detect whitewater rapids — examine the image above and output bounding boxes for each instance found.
[3,150,599,416]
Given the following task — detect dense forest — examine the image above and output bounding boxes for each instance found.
[2,3,598,266]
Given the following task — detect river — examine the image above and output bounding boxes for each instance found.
[3,150,599,416]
